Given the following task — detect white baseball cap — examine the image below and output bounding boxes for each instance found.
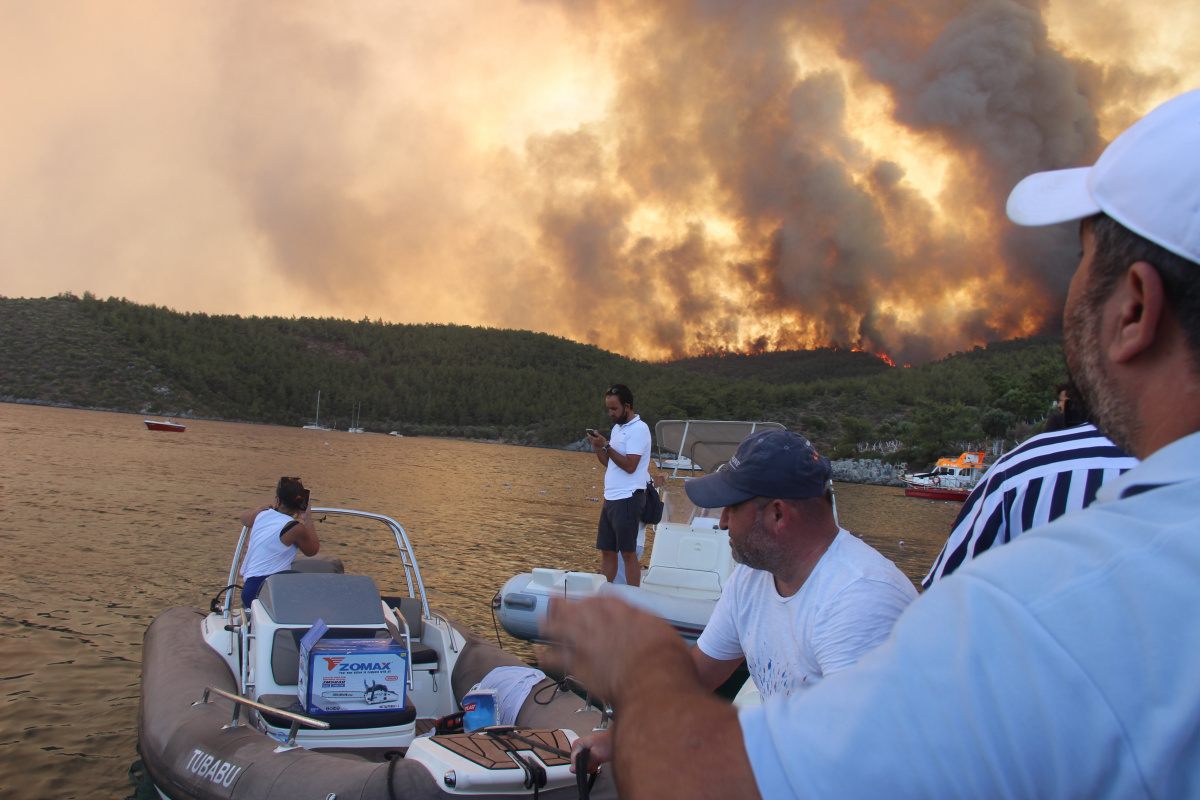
[1006,88,1200,264]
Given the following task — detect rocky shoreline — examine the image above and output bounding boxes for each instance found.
[830,458,908,487]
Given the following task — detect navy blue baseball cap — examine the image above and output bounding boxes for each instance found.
[684,429,832,508]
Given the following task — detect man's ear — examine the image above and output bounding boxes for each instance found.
[766,499,789,532]
[1110,261,1166,364]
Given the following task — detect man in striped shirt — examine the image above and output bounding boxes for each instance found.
[922,421,1138,587]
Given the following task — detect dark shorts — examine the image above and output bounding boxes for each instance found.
[241,574,269,608]
[240,570,298,608]
[596,491,645,552]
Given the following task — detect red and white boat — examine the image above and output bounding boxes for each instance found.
[144,418,186,432]
[901,451,986,501]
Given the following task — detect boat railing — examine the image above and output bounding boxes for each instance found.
[195,685,328,752]
[223,507,432,624]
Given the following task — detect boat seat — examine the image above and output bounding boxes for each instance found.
[381,596,440,670]
[642,566,723,594]
[272,629,438,687]
[257,693,417,730]
[288,554,345,574]
[257,573,385,625]
[381,596,425,640]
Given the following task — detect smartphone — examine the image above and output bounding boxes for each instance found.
[586,429,598,437]
[300,488,311,510]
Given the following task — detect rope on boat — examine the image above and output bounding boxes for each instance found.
[484,729,548,797]
[490,599,505,649]
[209,584,242,614]
[574,748,595,800]
[532,676,584,706]
[483,727,599,798]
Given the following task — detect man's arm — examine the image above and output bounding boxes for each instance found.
[571,645,745,774]
[608,449,641,475]
[281,507,320,556]
[587,431,643,474]
[544,597,759,800]
[693,645,745,693]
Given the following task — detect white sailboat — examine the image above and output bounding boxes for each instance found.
[348,401,365,434]
[302,390,331,431]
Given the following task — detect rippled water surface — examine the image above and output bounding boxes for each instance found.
[0,403,961,798]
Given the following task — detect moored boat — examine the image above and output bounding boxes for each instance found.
[495,420,785,644]
[145,418,186,432]
[302,390,331,431]
[901,451,987,501]
[139,507,616,800]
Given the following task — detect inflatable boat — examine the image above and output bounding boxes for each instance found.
[139,507,617,800]
[495,421,786,643]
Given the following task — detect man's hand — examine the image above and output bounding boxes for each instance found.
[570,728,614,775]
[541,596,686,704]
[542,596,760,800]
[586,430,609,449]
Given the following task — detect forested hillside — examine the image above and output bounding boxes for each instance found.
[1,294,1069,468]
[667,348,894,383]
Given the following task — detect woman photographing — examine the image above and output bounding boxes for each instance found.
[238,477,320,607]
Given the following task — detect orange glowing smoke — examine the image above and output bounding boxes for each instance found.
[1,1,1197,364]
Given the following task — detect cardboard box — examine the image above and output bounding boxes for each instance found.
[461,688,499,732]
[298,619,409,715]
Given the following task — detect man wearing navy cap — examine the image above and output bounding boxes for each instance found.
[545,89,1200,800]
[571,429,915,772]
[682,429,915,703]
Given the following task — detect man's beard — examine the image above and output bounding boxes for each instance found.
[730,509,785,573]
[1063,289,1141,455]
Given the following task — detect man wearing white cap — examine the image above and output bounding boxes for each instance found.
[544,88,1200,799]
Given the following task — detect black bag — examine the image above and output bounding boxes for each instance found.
[640,481,664,525]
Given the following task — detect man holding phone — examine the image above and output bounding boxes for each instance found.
[586,384,652,586]
[238,476,321,607]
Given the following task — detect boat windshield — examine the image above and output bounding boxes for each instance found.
[660,486,723,527]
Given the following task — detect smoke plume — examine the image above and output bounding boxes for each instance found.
[1,0,1196,363]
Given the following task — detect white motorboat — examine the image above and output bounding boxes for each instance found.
[653,456,699,471]
[901,451,987,501]
[145,418,187,432]
[139,507,616,800]
[494,420,786,643]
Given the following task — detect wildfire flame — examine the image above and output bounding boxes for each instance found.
[1,2,1197,364]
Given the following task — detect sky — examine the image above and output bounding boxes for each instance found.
[2,0,1197,364]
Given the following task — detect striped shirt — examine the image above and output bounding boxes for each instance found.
[922,424,1138,588]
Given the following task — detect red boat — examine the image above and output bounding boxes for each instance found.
[903,485,971,501]
[901,451,986,502]
[144,418,186,432]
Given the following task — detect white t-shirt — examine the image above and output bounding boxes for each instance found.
[738,431,1200,799]
[239,508,299,579]
[698,529,916,698]
[603,414,652,500]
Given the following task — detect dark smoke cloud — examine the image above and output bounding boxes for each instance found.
[1,1,1193,364]
[516,0,1113,364]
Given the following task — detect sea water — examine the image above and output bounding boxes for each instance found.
[0,402,960,798]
